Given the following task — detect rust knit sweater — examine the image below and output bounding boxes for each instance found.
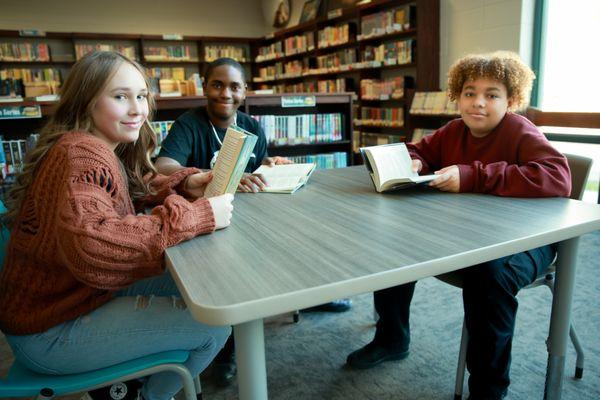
[0,132,216,335]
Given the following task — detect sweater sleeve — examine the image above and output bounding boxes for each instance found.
[143,167,202,205]
[406,126,446,174]
[458,132,571,198]
[55,148,215,291]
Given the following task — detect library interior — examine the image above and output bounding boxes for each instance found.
[0,1,599,400]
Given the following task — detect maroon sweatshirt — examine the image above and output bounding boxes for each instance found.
[407,112,571,197]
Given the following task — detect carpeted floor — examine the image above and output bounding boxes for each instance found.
[2,231,599,400]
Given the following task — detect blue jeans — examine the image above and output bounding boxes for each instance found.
[6,270,231,400]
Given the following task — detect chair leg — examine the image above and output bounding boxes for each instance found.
[569,324,585,379]
[293,310,300,323]
[454,319,468,400]
[194,375,203,398]
[544,275,585,379]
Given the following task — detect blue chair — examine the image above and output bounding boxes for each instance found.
[0,201,201,400]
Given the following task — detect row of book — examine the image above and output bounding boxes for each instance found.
[0,43,50,62]
[204,45,248,62]
[358,5,414,40]
[316,49,357,70]
[74,44,138,61]
[410,91,459,115]
[282,33,315,57]
[360,77,405,100]
[363,39,414,64]
[150,120,175,156]
[317,24,353,49]
[0,68,61,84]
[0,134,39,178]
[251,113,344,146]
[257,78,352,94]
[352,128,435,154]
[355,107,404,127]
[252,39,413,83]
[287,152,347,170]
[147,67,186,81]
[144,45,195,62]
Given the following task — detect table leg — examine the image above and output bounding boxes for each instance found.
[234,319,268,400]
[544,237,580,400]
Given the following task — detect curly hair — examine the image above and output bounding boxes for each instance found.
[2,51,157,228]
[447,51,535,111]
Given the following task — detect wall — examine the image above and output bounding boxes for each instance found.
[0,0,267,37]
[261,0,307,33]
[440,0,535,88]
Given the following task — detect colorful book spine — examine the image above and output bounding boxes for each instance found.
[251,114,343,145]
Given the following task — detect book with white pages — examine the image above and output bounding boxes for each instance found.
[253,163,316,194]
[360,142,436,192]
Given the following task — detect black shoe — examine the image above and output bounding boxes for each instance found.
[346,341,409,369]
[213,360,237,387]
[467,388,507,400]
[304,299,352,313]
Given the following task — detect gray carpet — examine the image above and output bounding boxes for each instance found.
[1,231,599,399]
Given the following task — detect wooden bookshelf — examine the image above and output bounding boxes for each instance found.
[250,0,440,152]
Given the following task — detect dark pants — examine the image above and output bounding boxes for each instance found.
[373,245,556,398]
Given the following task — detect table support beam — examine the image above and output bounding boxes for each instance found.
[545,237,580,400]
[234,319,268,400]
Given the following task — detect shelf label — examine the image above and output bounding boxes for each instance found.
[328,9,343,19]
[0,105,42,119]
[19,29,46,37]
[162,34,183,40]
[281,95,316,108]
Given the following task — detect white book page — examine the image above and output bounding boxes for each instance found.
[254,163,315,190]
[204,129,244,197]
[367,143,416,186]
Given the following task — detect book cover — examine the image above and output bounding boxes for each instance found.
[204,125,258,198]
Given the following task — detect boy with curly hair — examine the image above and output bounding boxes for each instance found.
[346,51,571,399]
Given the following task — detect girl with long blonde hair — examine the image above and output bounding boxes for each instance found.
[0,51,233,400]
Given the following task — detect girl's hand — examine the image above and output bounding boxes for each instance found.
[429,165,460,193]
[208,193,234,230]
[184,171,213,198]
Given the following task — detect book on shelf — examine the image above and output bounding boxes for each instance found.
[253,163,316,194]
[204,125,258,197]
[360,142,435,192]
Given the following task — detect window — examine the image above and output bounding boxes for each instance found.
[534,0,600,112]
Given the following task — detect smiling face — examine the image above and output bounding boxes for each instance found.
[204,64,246,126]
[90,62,149,150]
[458,77,513,138]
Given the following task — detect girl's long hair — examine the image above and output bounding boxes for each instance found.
[3,51,157,228]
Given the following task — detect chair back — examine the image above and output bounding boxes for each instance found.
[564,153,593,201]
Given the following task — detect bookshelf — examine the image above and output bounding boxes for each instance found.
[0,30,254,100]
[0,93,354,195]
[250,0,440,155]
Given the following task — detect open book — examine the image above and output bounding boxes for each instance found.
[253,163,316,194]
[360,143,436,192]
[204,125,258,197]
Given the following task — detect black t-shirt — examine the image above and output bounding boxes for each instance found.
[157,108,268,173]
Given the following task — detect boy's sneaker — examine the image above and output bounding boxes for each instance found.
[80,379,142,400]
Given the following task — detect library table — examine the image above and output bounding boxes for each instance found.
[166,166,600,400]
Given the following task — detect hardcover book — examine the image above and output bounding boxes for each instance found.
[204,125,258,197]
